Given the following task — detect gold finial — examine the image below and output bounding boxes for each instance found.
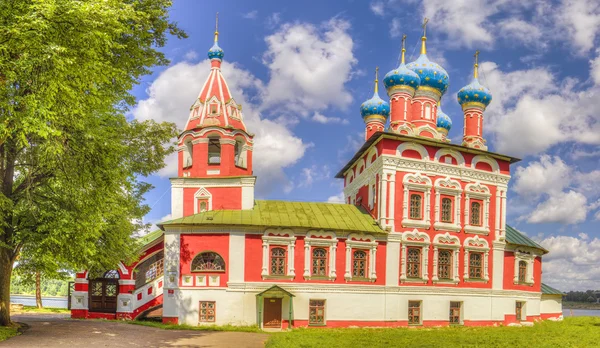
[374,67,379,94]
[401,34,407,64]
[214,12,219,42]
[474,50,480,79]
[421,18,429,55]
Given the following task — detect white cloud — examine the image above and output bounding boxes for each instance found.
[555,0,600,54]
[243,10,258,20]
[261,19,357,116]
[370,1,385,16]
[540,234,600,290]
[591,49,600,85]
[327,192,345,203]
[527,190,588,224]
[498,18,544,46]
[311,112,349,125]
[266,12,281,28]
[132,60,310,195]
[183,50,198,61]
[298,165,331,188]
[513,155,572,197]
[389,18,401,38]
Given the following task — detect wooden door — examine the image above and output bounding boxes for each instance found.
[89,279,118,313]
[516,301,523,321]
[263,298,282,328]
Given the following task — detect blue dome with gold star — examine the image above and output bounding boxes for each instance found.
[383,63,421,96]
[406,53,449,96]
[208,41,224,60]
[360,91,390,120]
[436,106,452,133]
[457,78,492,108]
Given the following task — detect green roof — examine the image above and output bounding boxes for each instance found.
[506,225,548,254]
[138,229,163,247]
[541,283,564,295]
[159,200,386,234]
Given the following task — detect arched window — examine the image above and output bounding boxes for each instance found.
[469,252,483,279]
[133,251,164,288]
[441,198,452,223]
[352,250,367,278]
[407,247,421,278]
[191,252,226,272]
[410,194,422,219]
[234,138,247,168]
[208,136,221,164]
[312,248,327,276]
[103,270,120,279]
[270,248,286,275]
[183,139,193,168]
[470,202,481,226]
[425,104,431,119]
[438,250,452,279]
[518,261,527,283]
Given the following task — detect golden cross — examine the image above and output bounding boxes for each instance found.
[401,34,407,63]
[474,50,480,79]
[474,50,480,66]
[422,18,429,37]
[374,67,379,94]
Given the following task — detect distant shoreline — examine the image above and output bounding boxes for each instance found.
[562,302,600,310]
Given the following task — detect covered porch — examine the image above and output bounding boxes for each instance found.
[256,285,295,330]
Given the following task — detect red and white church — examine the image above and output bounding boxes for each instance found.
[70,19,563,328]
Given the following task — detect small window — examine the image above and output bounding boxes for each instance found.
[309,299,326,326]
[270,247,286,275]
[191,252,226,272]
[470,202,481,226]
[210,103,218,115]
[518,261,527,283]
[469,252,483,279]
[425,104,431,120]
[441,198,452,223]
[199,301,216,322]
[450,302,462,324]
[234,139,247,168]
[208,137,221,164]
[409,194,422,219]
[312,248,328,276]
[516,301,525,321]
[183,139,193,168]
[352,250,367,278]
[199,200,208,212]
[144,259,164,284]
[407,247,421,278]
[438,250,452,280]
[408,301,421,325]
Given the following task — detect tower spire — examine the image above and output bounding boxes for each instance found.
[473,50,480,79]
[401,34,407,64]
[374,67,379,94]
[214,12,219,42]
[420,18,429,55]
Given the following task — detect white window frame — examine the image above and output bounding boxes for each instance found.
[513,249,536,285]
[344,233,378,282]
[463,236,490,282]
[402,173,432,229]
[400,229,430,283]
[433,177,462,232]
[432,232,460,284]
[368,178,376,209]
[261,229,296,280]
[193,187,213,213]
[464,183,491,235]
[303,231,338,281]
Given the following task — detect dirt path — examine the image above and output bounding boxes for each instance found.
[3,313,268,348]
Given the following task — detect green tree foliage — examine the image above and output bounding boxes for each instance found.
[0,0,185,325]
[10,275,71,297]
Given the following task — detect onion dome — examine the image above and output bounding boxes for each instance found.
[360,67,390,120]
[436,104,452,134]
[384,35,421,96]
[208,14,224,61]
[457,51,492,109]
[406,36,449,97]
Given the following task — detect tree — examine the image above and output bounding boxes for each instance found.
[0,0,185,326]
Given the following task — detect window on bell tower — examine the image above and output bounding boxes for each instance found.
[183,139,193,168]
[208,136,221,164]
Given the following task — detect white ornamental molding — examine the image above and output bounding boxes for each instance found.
[463,236,490,282]
[400,229,430,283]
[303,230,338,281]
[433,177,463,232]
[261,228,296,280]
[344,233,378,282]
[401,173,432,229]
[432,232,460,283]
[464,182,492,235]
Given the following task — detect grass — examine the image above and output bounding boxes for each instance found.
[265,317,600,348]
[128,320,263,333]
[0,326,19,342]
[19,306,70,314]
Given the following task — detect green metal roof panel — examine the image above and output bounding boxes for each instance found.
[505,225,548,253]
[137,230,163,248]
[160,200,386,234]
[541,283,564,295]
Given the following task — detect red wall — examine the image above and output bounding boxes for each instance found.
[180,234,229,287]
[183,187,242,216]
[503,253,542,292]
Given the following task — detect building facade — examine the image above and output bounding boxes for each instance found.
[70,19,563,328]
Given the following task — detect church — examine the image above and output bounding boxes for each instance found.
[69,17,564,328]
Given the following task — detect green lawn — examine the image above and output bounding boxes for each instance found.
[266,317,600,348]
[0,326,19,342]
[128,320,262,333]
[20,306,70,314]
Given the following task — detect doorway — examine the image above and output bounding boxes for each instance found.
[263,298,282,328]
[88,270,120,313]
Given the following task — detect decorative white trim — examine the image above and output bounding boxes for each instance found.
[366,147,378,167]
[303,230,338,281]
[261,229,296,279]
[400,229,430,283]
[464,182,491,235]
[471,155,499,173]
[396,142,429,160]
[464,236,490,282]
[401,173,432,229]
[170,176,256,188]
[433,148,466,166]
[432,232,460,283]
[344,234,378,282]
[433,177,463,232]
[193,187,213,213]
[513,248,536,285]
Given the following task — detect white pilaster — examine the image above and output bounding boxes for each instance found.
[228,232,245,282]
[171,186,183,219]
[385,235,401,286]
[162,230,181,318]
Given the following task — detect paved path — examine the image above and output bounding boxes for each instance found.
[3,314,268,348]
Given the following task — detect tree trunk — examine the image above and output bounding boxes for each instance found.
[35,272,43,309]
[0,249,13,326]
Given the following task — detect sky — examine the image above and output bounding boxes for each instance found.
[131,0,600,291]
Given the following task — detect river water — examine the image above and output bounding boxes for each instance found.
[10,295,68,309]
[563,309,600,317]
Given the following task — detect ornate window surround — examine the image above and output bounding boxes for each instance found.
[344,234,378,282]
[261,229,296,280]
[400,229,430,283]
[303,230,338,281]
[513,248,536,285]
[464,183,491,235]
[402,173,432,229]
[194,187,213,213]
[433,177,462,232]
[432,232,460,284]
[463,236,490,282]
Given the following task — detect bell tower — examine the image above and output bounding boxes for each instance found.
[171,14,255,219]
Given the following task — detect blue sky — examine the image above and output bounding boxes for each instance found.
[132,0,600,290]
